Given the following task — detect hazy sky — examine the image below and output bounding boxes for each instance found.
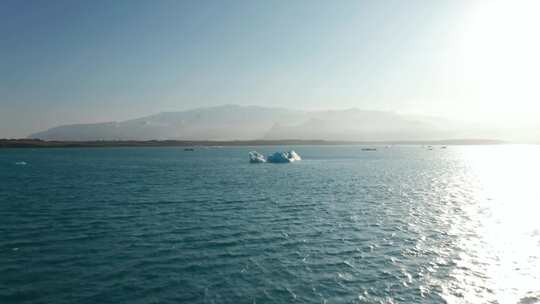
[1,0,539,138]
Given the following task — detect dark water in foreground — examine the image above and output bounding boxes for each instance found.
[1,146,539,303]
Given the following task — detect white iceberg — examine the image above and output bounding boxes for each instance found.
[266,150,302,163]
[288,150,302,161]
[249,150,302,163]
[249,151,266,163]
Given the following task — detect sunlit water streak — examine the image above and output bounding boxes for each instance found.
[442,146,540,304]
[0,146,539,303]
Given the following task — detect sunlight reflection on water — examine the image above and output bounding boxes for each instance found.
[443,146,540,304]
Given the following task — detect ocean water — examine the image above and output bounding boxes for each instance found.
[1,145,539,304]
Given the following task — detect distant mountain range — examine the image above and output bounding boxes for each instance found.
[28,104,484,141]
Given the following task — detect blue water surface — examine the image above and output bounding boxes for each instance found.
[1,146,539,303]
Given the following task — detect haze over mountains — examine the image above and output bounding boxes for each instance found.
[28,105,536,142]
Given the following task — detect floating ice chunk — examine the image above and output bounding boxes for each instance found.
[267,150,301,163]
[15,161,27,165]
[250,150,302,163]
[288,150,301,161]
[267,152,290,163]
[249,151,266,163]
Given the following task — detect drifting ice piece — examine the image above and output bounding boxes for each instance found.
[267,150,302,163]
[288,150,301,161]
[249,151,266,163]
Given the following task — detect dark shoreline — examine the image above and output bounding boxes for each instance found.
[0,139,506,148]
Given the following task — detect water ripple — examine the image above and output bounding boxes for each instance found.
[1,146,539,303]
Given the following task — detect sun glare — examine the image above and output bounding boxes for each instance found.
[444,146,540,303]
[459,0,540,122]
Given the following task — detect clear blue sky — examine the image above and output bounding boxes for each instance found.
[1,0,539,137]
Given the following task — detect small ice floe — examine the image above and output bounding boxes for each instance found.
[287,150,301,161]
[249,151,266,163]
[249,150,302,163]
[266,150,301,163]
[15,161,27,166]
